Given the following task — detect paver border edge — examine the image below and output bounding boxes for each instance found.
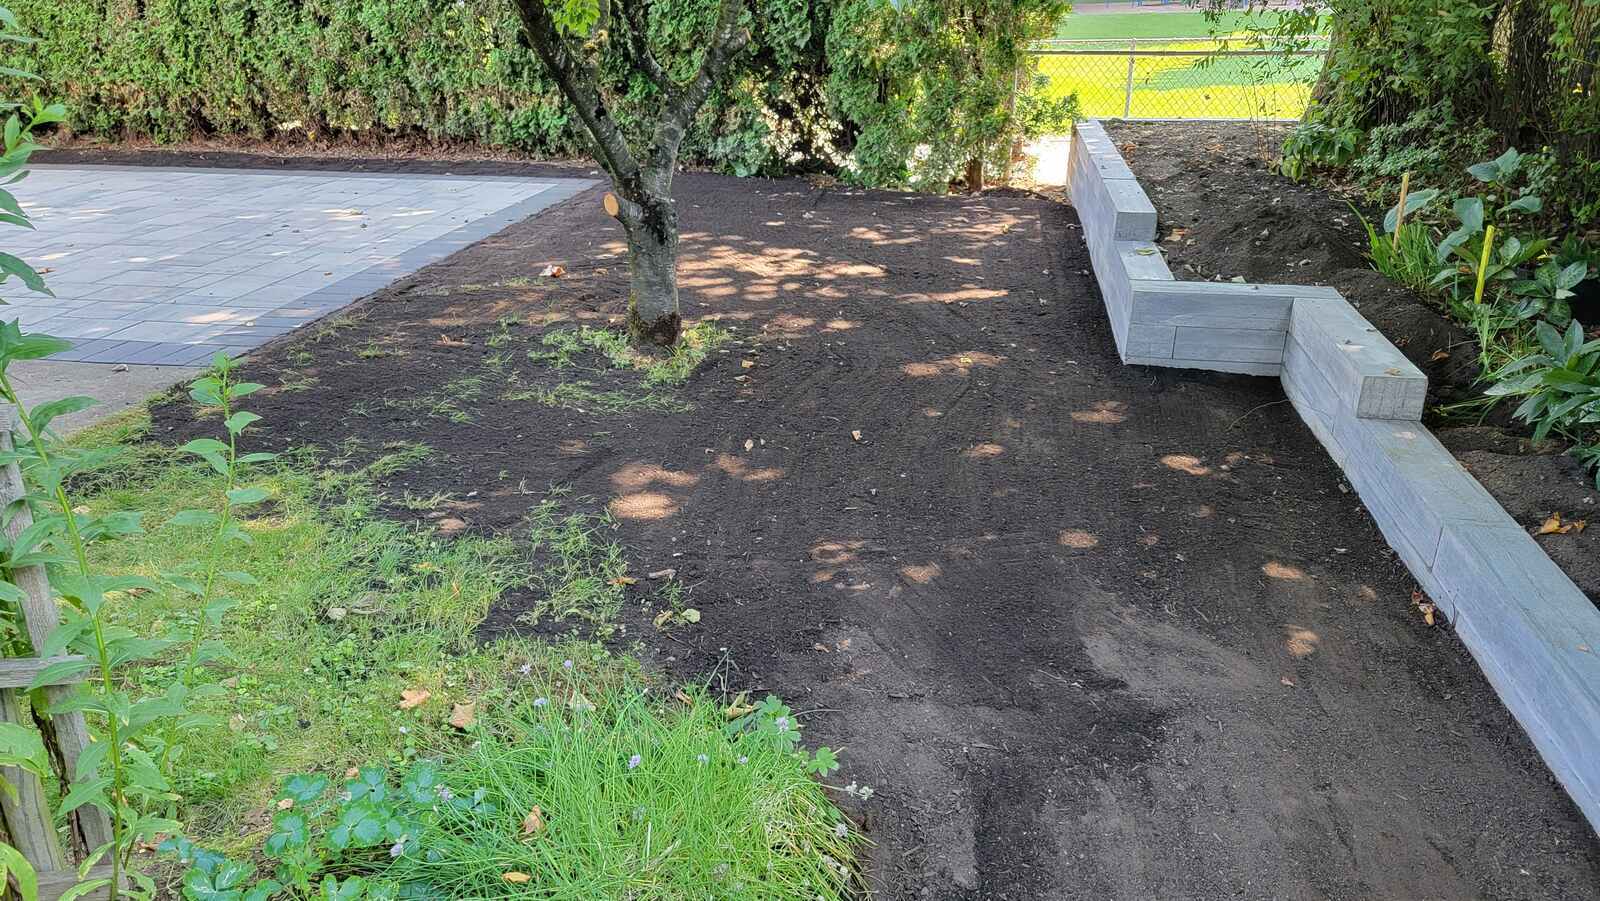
[1066,119,1600,834]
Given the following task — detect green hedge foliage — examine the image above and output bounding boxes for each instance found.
[8,0,1069,188]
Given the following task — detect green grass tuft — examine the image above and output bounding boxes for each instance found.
[384,676,861,899]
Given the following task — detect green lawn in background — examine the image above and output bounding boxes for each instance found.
[1039,9,1322,120]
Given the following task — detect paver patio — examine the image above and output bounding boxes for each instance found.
[9,166,593,365]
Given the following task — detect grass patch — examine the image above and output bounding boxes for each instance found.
[508,322,732,415]
[383,680,859,898]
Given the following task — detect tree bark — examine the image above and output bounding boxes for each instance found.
[621,206,682,345]
[965,156,984,193]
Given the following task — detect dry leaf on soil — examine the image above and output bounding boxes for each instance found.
[521,806,545,837]
[449,702,477,730]
[398,688,431,710]
[502,872,532,884]
[1537,513,1586,535]
[539,264,566,278]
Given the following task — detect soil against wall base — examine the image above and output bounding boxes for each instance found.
[1107,121,1600,604]
[109,150,1600,898]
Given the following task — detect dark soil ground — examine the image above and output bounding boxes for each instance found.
[51,143,1600,898]
[1105,121,1600,604]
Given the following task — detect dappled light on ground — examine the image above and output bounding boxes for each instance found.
[608,492,678,521]
[1072,401,1128,424]
[901,352,1005,377]
[710,454,784,483]
[1262,561,1306,581]
[610,463,700,491]
[964,443,1005,460]
[1285,626,1320,658]
[1058,530,1100,549]
[899,563,941,584]
[1160,454,1212,476]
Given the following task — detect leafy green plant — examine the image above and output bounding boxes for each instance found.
[1280,121,1360,182]
[1510,259,1589,326]
[1486,319,1600,447]
[0,350,276,900]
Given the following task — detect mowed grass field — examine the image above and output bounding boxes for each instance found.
[1038,9,1324,120]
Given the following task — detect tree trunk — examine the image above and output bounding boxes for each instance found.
[622,217,682,346]
[965,156,984,193]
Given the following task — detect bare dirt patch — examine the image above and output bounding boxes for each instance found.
[116,149,1600,899]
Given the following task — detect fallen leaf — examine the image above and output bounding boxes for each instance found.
[1430,349,1451,362]
[325,606,348,622]
[1412,590,1437,626]
[449,702,477,730]
[502,872,532,884]
[647,568,676,580]
[725,693,757,719]
[850,430,863,442]
[653,610,673,629]
[399,688,431,710]
[1280,677,1295,687]
[608,575,637,587]
[436,333,469,347]
[276,798,294,810]
[346,767,360,779]
[674,689,693,705]
[744,438,754,452]
[813,643,830,653]
[680,608,701,624]
[520,806,545,837]
[741,359,755,369]
[539,264,566,278]
[1539,513,1569,535]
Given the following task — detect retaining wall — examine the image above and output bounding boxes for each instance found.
[1067,118,1600,832]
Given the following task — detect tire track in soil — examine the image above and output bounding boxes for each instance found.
[130,157,1600,900]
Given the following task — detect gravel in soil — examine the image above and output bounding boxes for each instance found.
[106,147,1600,899]
[1107,121,1600,604]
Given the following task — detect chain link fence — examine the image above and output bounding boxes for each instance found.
[1025,38,1327,122]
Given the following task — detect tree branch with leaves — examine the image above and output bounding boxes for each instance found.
[508,0,759,346]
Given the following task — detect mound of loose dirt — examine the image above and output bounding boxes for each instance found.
[1109,121,1600,603]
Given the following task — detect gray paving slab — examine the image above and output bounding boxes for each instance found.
[8,165,595,366]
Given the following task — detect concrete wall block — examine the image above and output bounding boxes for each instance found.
[1102,179,1158,242]
[1282,335,1351,467]
[1125,324,1177,359]
[1337,419,1506,572]
[1436,522,1600,825]
[1129,280,1293,329]
[1117,242,1173,283]
[1172,326,1287,364]
[1291,296,1428,420]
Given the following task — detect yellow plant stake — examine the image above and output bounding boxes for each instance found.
[1474,224,1496,305]
[1392,171,1411,251]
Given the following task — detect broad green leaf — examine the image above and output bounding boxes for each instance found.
[26,657,95,691]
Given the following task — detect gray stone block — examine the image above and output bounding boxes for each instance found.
[1129,280,1294,330]
[1291,295,1427,420]
[1434,521,1600,826]
[1117,243,1173,283]
[1173,326,1286,364]
[1125,324,1177,358]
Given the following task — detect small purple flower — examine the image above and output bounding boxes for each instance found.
[389,838,407,858]
[774,716,790,732]
[533,697,549,708]
[628,754,642,770]
[737,755,749,765]
[696,753,709,766]
[436,785,454,801]
[519,663,533,675]
[562,659,574,670]
[834,823,848,838]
